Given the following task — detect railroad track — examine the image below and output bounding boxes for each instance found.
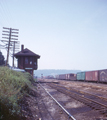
[36,84,55,120]
[67,87,107,105]
[38,82,76,120]
[57,84,107,105]
[48,83,107,116]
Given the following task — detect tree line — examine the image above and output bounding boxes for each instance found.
[0,51,5,65]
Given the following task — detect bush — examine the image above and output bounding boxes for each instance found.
[0,66,33,119]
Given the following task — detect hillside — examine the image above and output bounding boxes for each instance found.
[0,66,35,120]
[34,69,81,77]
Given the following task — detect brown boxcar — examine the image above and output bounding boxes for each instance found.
[65,74,68,80]
[66,73,76,80]
[85,70,98,82]
[99,69,107,83]
[59,74,66,80]
[69,74,76,80]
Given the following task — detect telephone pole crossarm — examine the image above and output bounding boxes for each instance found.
[1,27,19,66]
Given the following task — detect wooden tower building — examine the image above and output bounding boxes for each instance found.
[14,45,40,75]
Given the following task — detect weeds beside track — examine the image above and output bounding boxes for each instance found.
[0,66,34,120]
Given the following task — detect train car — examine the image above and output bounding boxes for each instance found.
[55,69,107,84]
[85,70,98,82]
[59,74,66,80]
[56,73,76,80]
[77,72,85,81]
[45,75,54,79]
[71,74,77,80]
[65,73,76,80]
[66,74,69,80]
[99,69,107,83]
[55,75,59,79]
[68,73,76,80]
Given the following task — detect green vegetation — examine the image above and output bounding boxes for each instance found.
[0,51,5,66]
[0,66,34,119]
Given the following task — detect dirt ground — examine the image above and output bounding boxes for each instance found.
[21,80,107,120]
[21,82,69,120]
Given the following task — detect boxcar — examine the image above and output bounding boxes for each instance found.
[66,73,76,80]
[85,70,98,82]
[65,74,69,80]
[99,69,107,83]
[59,74,66,80]
[77,72,85,80]
[56,75,59,79]
[69,74,76,80]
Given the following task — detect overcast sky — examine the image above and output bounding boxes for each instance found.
[0,0,107,71]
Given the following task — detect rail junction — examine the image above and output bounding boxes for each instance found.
[37,79,107,120]
[48,83,107,116]
[37,82,76,120]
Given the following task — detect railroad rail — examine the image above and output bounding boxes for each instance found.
[54,83,107,105]
[38,82,76,120]
[48,83,107,116]
[36,85,55,120]
[67,87,107,105]
[35,81,59,84]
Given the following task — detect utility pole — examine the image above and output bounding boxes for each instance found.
[12,41,20,67]
[6,28,11,66]
[1,27,19,66]
[13,41,15,67]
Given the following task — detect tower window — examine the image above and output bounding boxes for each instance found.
[25,57,28,64]
[30,57,32,64]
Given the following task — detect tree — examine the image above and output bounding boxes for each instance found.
[0,51,5,65]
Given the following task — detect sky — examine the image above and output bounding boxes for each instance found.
[0,0,107,71]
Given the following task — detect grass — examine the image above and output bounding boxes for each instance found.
[0,66,34,119]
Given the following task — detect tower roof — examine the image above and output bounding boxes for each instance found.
[14,48,40,58]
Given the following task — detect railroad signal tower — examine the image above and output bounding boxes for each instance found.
[14,45,40,75]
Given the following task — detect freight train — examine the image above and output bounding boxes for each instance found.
[55,69,107,83]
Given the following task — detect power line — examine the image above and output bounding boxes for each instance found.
[0,1,11,26]
[4,0,15,24]
[0,2,10,26]
[1,27,19,66]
